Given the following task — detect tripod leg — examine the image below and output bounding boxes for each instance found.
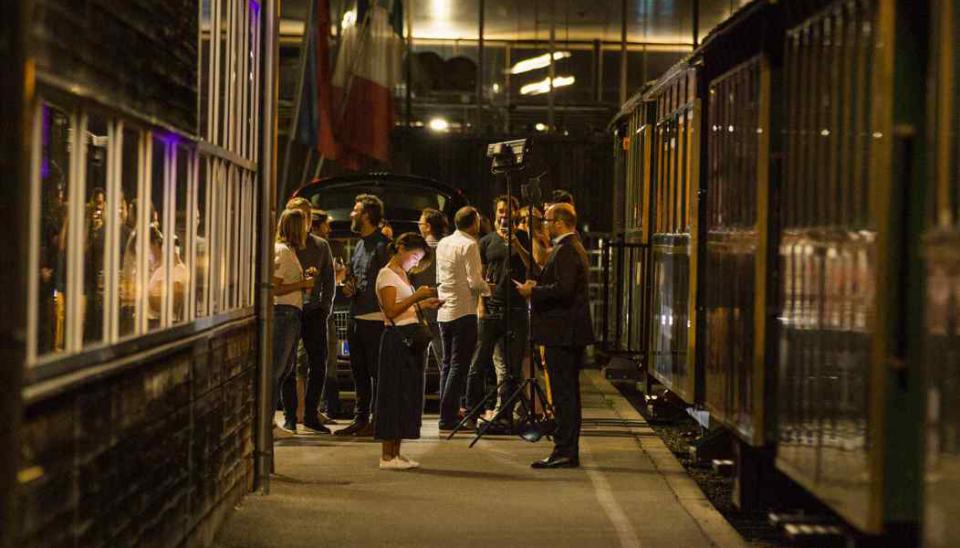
[468,379,533,448]
[446,381,505,440]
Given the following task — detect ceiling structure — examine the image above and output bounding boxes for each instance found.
[282,0,752,46]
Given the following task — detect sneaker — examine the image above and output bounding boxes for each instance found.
[279,420,298,434]
[380,457,417,470]
[397,454,420,468]
[300,420,332,434]
[334,420,368,436]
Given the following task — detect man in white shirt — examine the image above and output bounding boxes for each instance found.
[436,206,490,430]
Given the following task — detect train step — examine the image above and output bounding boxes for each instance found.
[769,512,849,547]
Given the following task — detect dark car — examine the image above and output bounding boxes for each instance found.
[292,173,469,408]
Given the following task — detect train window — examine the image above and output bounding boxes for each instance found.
[35,103,72,357]
[147,136,168,330]
[118,127,142,339]
[81,114,110,346]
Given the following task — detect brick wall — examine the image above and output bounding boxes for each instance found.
[17,320,257,548]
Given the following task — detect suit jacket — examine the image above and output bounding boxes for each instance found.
[530,233,595,347]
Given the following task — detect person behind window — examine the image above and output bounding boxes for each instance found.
[337,194,391,437]
[146,227,189,327]
[272,208,315,434]
[374,232,443,469]
[410,207,448,393]
[436,206,491,431]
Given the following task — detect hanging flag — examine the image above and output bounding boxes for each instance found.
[331,0,404,165]
[314,0,339,160]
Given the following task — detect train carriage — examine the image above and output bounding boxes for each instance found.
[646,63,702,404]
[774,0,926,534]
[607,92,656,362]
[610,0,932,538]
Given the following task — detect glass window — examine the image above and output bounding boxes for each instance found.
[148,136,167,330]
[118,127,142,338]
[36,103,72,356]
[195,156,210,317]
[172,145,192,324]
[82,114,110,346]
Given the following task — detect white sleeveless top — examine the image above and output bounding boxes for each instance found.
[376,266,418,326]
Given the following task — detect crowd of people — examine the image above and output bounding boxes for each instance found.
[271,188,593,471]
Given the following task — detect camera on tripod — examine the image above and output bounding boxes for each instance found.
[486,139,531,174]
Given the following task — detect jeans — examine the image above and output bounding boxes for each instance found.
[438,315,478,426]
[426,320,444,397]
[282,307,328,424]
[272,305,302,422]
[347,318,385,422]
[320,315,341,416]
[466,312,527,417]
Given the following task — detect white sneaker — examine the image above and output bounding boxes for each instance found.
[379,457,416,470]
[397,454,420,468]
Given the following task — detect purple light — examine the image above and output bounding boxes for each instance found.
[249,0,260,15]
[155,131,182,147]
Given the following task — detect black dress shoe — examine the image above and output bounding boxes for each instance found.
[531,455,580,469]
[334,420,368,436]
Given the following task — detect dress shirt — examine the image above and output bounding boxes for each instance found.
[436,230,490,322]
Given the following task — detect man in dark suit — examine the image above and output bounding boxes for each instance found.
[516,203,594,469]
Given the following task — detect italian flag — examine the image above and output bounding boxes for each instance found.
[327,0,404,166]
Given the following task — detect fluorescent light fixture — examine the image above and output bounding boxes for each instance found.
[508,51,572,75]
[428,117,449,132]
[520,76,575,96]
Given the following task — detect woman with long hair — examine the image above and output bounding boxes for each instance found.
[375,232,443,469]
[273,208,315,433]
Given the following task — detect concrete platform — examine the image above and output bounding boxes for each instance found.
[214,371,746,548]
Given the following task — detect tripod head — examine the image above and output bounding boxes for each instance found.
[487,139,531,175]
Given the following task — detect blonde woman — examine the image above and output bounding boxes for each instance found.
[375,233,443,469]
[273,208,315,433]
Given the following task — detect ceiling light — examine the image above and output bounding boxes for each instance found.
[428,117,449,132]
[519,76,575,96]
[508,51,572,75]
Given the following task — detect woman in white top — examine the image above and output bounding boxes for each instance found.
[375,233,443,470]
[272,208,315,433]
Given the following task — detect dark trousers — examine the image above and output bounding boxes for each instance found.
[282,307,328,424]
[466,312,527,414]
[348,318,385,422]
[544,345,584,459]
[438,315,478,426]
[320,316,341,416]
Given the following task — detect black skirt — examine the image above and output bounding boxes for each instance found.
[374,325,426,440]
